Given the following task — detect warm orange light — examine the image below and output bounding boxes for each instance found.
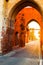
[28,21,40,40]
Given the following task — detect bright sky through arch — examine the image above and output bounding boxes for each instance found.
[28,21,40,29]
[28,21,40,40]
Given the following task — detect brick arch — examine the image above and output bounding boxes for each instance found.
[27,19,40,39]
[15,7,42,31]
[27,19,40,27]
[15,7,43,57]
[8,0,42,20]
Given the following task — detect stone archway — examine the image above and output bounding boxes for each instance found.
[13,6,43,58]
[15,6,42,45]
[2,0,43,57]
[14,6,43,59]
[26,20,40,43]
[8,0,42,19]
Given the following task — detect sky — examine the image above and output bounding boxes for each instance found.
[28,21,40,40]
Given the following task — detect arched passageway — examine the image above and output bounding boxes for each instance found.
[25,21,40,57]
[2,1,43,58]
[25,20,40,42]
[14,6,42,46]
[13,6,42,58]
[26,20,40,42]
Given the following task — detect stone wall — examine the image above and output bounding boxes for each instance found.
[0,0,5,53]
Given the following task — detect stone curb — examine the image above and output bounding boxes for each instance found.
[3,47,25,57]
